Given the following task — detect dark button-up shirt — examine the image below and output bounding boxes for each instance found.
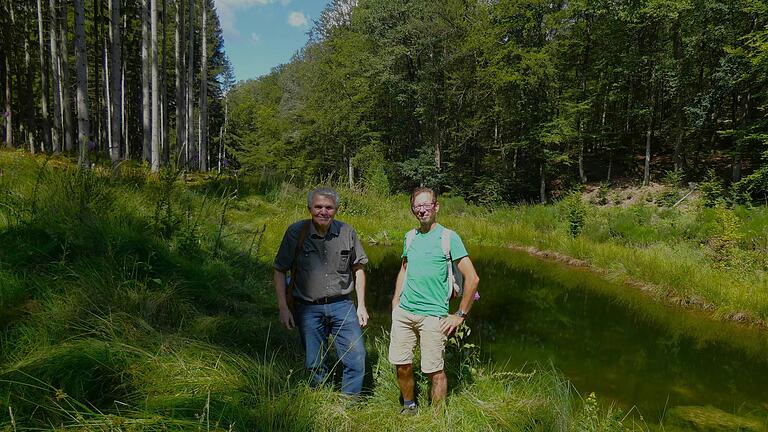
[274,219,368,302]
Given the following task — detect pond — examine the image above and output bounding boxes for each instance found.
[363,245,768,424]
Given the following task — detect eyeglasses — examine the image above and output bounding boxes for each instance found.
[411,202,436,212]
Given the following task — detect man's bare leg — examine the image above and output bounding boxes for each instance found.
[396,364,415,401]
[429,370,447,404]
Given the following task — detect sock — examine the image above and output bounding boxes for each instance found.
[403,399,416,408]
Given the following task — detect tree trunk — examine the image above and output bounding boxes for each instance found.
[37,0,51,153]
[151,0,160,172]
[73,0,90,167]
[122,10,127,158]
[643,86,655,187]
[578,136,586,183]
[107,0,121,163]
[58,2,73,153]
[175,0,185,166]
[93,0,102,152]
[103,33,111,153]
[186,0,195,169]
[199,0,207,171]
[142,0,151,162]
[218,97,226,173]
[539,164,547,204]
[162,0,169,164]
[3,54,11,148]
[49,0,62,153]
[24,15,36,154]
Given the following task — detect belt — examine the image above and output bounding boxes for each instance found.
[296,295,350,305]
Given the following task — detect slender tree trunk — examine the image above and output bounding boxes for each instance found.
[578,134,586,183]
[644,121,653,187]
[186,0,195,169]
[49,0,62,153]
[121,10,127,158]
[37,0,52,152]
[218,97,226,173]
[151,0,160,172]
[199,0,207,171]
[175,0,185,166]
[58,2,73,152]
[643,85,655,187]
[3,53,11,148]
[539,164,547,204]
[93,0,102,151]
[74,0,90,167]
[142,0,151,162]
[103,33,111,152]
[24,16,36,154]
[162,0,169,164]
[108,0,122,164]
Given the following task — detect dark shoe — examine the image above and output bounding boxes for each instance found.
[399,403,418,416]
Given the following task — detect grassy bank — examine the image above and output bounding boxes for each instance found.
[227,177,768,326]
[0,151,637,431]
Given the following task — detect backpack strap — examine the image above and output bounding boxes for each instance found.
[400,229,418,294]
[440,228,453,261]
[404,229,418,255]
[441,228,454,298]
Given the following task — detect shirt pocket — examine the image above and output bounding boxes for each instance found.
[337,249,351,272]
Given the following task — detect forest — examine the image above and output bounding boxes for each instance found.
[0,0,233,172]
[227,0,768,204]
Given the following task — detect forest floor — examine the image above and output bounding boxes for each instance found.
[1,150,767,431]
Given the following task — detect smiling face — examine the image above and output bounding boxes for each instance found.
[411,191,439,226]
[309,194,337,230]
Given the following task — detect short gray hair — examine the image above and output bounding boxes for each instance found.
[307,187,340,208]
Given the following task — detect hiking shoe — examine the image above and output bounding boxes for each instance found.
[399,404,418,416]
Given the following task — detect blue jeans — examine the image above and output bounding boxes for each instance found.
[295,299,366,395]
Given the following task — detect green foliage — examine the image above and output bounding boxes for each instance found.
[706,204,745,269]
[699,170,727,208]
[561,193,588,237]
[353,144,391,195]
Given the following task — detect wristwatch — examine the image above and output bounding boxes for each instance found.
[455,309,467,319]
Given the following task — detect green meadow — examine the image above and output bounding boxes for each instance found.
[2,151,767,431]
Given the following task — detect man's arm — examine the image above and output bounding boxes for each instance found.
[353,264,368,327]
[392,259,407,309]
[440,256,480,335]
[274,269,295,329]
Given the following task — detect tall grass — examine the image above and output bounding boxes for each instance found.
[0,152,638,431]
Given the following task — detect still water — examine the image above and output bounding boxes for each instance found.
[364,245,768,422]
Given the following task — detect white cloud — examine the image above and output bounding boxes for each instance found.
[280,0,291,5]
[287,11,308,27]
[214,0,274,40]
[250,33,262,44]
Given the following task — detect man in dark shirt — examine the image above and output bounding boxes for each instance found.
[273,187,369,396]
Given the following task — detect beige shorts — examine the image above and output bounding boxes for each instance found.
[388,305,448,374]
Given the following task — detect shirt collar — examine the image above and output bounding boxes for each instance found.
[309,219,341,238]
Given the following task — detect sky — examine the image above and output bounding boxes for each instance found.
[213,0,327,82]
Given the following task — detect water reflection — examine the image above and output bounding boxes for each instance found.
[364,245,768,421]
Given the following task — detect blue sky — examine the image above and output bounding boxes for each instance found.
[213,0,327,82]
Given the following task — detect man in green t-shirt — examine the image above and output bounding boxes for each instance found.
[389,187,480,415]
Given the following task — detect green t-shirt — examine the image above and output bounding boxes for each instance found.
[399,224,469,317]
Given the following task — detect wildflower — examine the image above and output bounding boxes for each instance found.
[473,291,480,301]
[88,140,96,152]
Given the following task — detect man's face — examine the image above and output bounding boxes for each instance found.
[411,192,438,225]
[309,194,337,229]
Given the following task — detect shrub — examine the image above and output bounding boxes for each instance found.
[699,170,726,208]
[561,193,588,237]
